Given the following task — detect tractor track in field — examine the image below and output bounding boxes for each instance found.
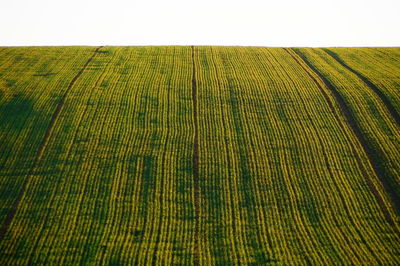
[285,48,400,233]
[0,46,103,242]
[322,48,400,126]
[191,45,200,266]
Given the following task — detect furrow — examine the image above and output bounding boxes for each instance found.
[323,48,400,126]
[287,48,400,229]
[191,46,200,266]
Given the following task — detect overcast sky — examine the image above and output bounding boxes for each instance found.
[1,0,399,47]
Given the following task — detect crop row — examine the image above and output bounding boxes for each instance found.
[0,46,399,264]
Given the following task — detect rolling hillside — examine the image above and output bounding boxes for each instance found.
[0,46,399,264]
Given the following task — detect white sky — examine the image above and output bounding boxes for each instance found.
[1,0,399,47]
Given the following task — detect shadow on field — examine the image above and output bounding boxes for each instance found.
[0,93,36,130]
[0,93,48,176]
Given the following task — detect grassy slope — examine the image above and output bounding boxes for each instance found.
[0,46,399,264]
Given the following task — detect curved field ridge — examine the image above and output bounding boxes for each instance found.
[323,48,400,126]
[0,46,399,264]
[290,48,400,221]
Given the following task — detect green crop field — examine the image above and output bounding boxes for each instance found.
[0,46,399,264]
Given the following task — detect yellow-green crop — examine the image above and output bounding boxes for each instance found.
[0,46,399,264]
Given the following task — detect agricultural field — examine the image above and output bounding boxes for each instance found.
[0,46,399,264]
